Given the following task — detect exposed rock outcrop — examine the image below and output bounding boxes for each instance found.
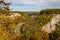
[42,14,60,33]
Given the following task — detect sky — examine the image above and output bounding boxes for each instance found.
[5,0,60,12]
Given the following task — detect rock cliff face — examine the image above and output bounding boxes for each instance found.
[42,14,60,33]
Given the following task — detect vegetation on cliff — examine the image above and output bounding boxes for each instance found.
[0,9,60,40]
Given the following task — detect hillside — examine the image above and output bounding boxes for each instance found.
[0,9,60,40]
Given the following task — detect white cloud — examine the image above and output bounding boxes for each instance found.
[5,0,60,7]
[5,0,60,5]
[6,0,60,11]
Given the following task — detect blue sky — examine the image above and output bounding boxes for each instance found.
[5,0,60,12]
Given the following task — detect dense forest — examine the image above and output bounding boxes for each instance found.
[0,9,60,40]
[0,0,60,40]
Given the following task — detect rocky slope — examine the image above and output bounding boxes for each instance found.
[42,14,60,33]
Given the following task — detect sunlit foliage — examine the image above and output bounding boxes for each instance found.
[0,9,60,40]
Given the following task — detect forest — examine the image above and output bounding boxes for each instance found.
[0,9,60,40]
[0,0,60,40]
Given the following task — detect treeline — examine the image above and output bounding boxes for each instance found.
[39,9,60,15]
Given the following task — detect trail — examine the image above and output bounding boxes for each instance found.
[42,14,60,33]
